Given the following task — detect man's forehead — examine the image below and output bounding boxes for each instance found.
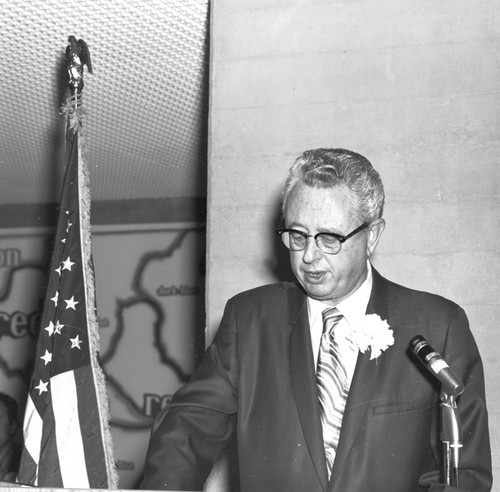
[286,183,356,214]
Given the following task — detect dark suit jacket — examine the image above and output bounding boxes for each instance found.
[140,268,492,492]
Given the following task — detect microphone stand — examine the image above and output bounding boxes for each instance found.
[440,391,462,487]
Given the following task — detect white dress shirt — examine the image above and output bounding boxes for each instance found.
[307,262,373,385]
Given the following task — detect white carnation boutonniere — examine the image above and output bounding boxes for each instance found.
[339,314,394,360]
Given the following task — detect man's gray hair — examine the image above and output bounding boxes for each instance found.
[281,148,385,223]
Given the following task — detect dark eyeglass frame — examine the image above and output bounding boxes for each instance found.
[276,222,370,255]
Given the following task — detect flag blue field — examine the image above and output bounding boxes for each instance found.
[17,113,117,488]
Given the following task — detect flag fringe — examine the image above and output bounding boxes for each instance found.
[61,94,86,133]
[63,98,118,489]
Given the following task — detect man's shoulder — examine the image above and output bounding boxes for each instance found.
[231,281,301,298]
[229,281,303,307]
[373,271,473,354]
[375,269,462,313]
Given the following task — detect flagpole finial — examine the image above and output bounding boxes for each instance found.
[66,36,92,100]
[63,36,92,130]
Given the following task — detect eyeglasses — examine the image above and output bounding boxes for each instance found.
[276,222,369,255]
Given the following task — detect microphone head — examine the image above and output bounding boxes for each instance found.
[408,335,465,397]
[409,334,425,354]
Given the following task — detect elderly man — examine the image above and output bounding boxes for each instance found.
[140,148,492,492]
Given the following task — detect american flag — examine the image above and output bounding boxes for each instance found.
[17,109,117,487]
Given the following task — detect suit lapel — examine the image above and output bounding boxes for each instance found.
[329,267,390,487]
[288,286,329,492]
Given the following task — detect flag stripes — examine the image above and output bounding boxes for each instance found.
[52,370,89,487]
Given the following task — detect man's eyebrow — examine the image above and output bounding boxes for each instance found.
[285,224,344,235]
[315,224,344,234]
[285,220,304,230]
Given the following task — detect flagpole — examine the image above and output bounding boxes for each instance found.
[17,37,117,489]
[65,36,118,490]
[64,35,118,489]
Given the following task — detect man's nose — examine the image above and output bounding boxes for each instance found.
[301,236,322,263]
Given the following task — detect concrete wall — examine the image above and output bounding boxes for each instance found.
[207,0,499,489]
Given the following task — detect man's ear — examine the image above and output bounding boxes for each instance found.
[367,218,385,256]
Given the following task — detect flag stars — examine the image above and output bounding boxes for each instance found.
[51,291,59,306]
[65,296,79,310]
[62,211,71,243]
[70,335,82,350]
[54,320,64,334]
[35,380,49,395]
[40,350,52,365]
[62,256,75,271]
[44,321,55,336]
[45,320,64,336]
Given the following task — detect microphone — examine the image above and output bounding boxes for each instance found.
[409,335,465,397]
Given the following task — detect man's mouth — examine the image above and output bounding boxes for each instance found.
[303,270,325,282]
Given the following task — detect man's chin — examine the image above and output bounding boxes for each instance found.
[300,282,353,304]
[301,283,335,302]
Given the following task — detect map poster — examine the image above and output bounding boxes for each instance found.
[0,222,206,488]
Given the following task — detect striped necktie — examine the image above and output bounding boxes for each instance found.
[317,307,348,478]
